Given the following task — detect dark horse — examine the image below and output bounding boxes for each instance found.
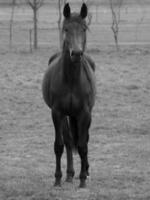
[42,3,96,188]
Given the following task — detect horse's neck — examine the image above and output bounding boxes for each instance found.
[62,51,81,86]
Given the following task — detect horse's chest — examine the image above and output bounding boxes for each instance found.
[54,89,84,115]
[62,92,82,114]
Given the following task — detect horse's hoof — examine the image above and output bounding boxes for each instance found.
[79,180,86,188]
[54,180,61,187]
[66,176,73,183]
[87,171,90,176]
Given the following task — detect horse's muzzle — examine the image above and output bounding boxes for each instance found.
[70,50,83,62]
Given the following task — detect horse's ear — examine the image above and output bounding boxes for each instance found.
[63,3,71,18]
[80,3,88,19]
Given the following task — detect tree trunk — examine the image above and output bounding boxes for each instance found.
[109,0,123,51]
[26,0,44,50]
[9,0,16,48]
[33,7,38,49]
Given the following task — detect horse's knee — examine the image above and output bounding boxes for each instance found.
[78,111,91,133]
[78,145,87,159]
[54,142,64,156]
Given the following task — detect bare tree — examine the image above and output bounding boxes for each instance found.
[94,1,99,23]
[26,0,44,49]
[109,0,124,50]
[9,0,16,48]
[135,0,145,43]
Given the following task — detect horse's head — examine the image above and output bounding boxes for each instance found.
[62,3,88,62]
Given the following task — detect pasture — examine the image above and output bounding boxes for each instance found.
[1,3,150,200]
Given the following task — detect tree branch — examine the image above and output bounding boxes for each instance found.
[37,0,44,10]
[109,0,124,50]
[26,0,34,9]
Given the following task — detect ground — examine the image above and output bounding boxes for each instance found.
[1,45,150,200]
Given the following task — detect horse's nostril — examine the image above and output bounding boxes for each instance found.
[80,51,83,56]
[71,51,83,57]
[71,51,75,57]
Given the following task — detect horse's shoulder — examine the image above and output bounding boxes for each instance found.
[84,54,96,72]
[47,52,62,76]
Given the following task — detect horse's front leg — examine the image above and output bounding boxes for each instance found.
[77,111,91,188]
[65,143,74,182]
[63,117,75,183]
[52,110,64,186]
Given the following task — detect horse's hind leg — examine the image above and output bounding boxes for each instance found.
[63,117,75,183]
[52,110,64,186]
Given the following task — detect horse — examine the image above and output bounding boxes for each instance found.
[42,3,96,188]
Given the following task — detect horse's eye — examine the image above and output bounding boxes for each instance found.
[83,28,86,32]
[64,28,68,33]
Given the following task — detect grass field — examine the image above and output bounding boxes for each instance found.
[1,45,150,199]
[1,3,150,200]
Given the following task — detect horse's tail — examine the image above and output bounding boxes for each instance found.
[62,117,78,152]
